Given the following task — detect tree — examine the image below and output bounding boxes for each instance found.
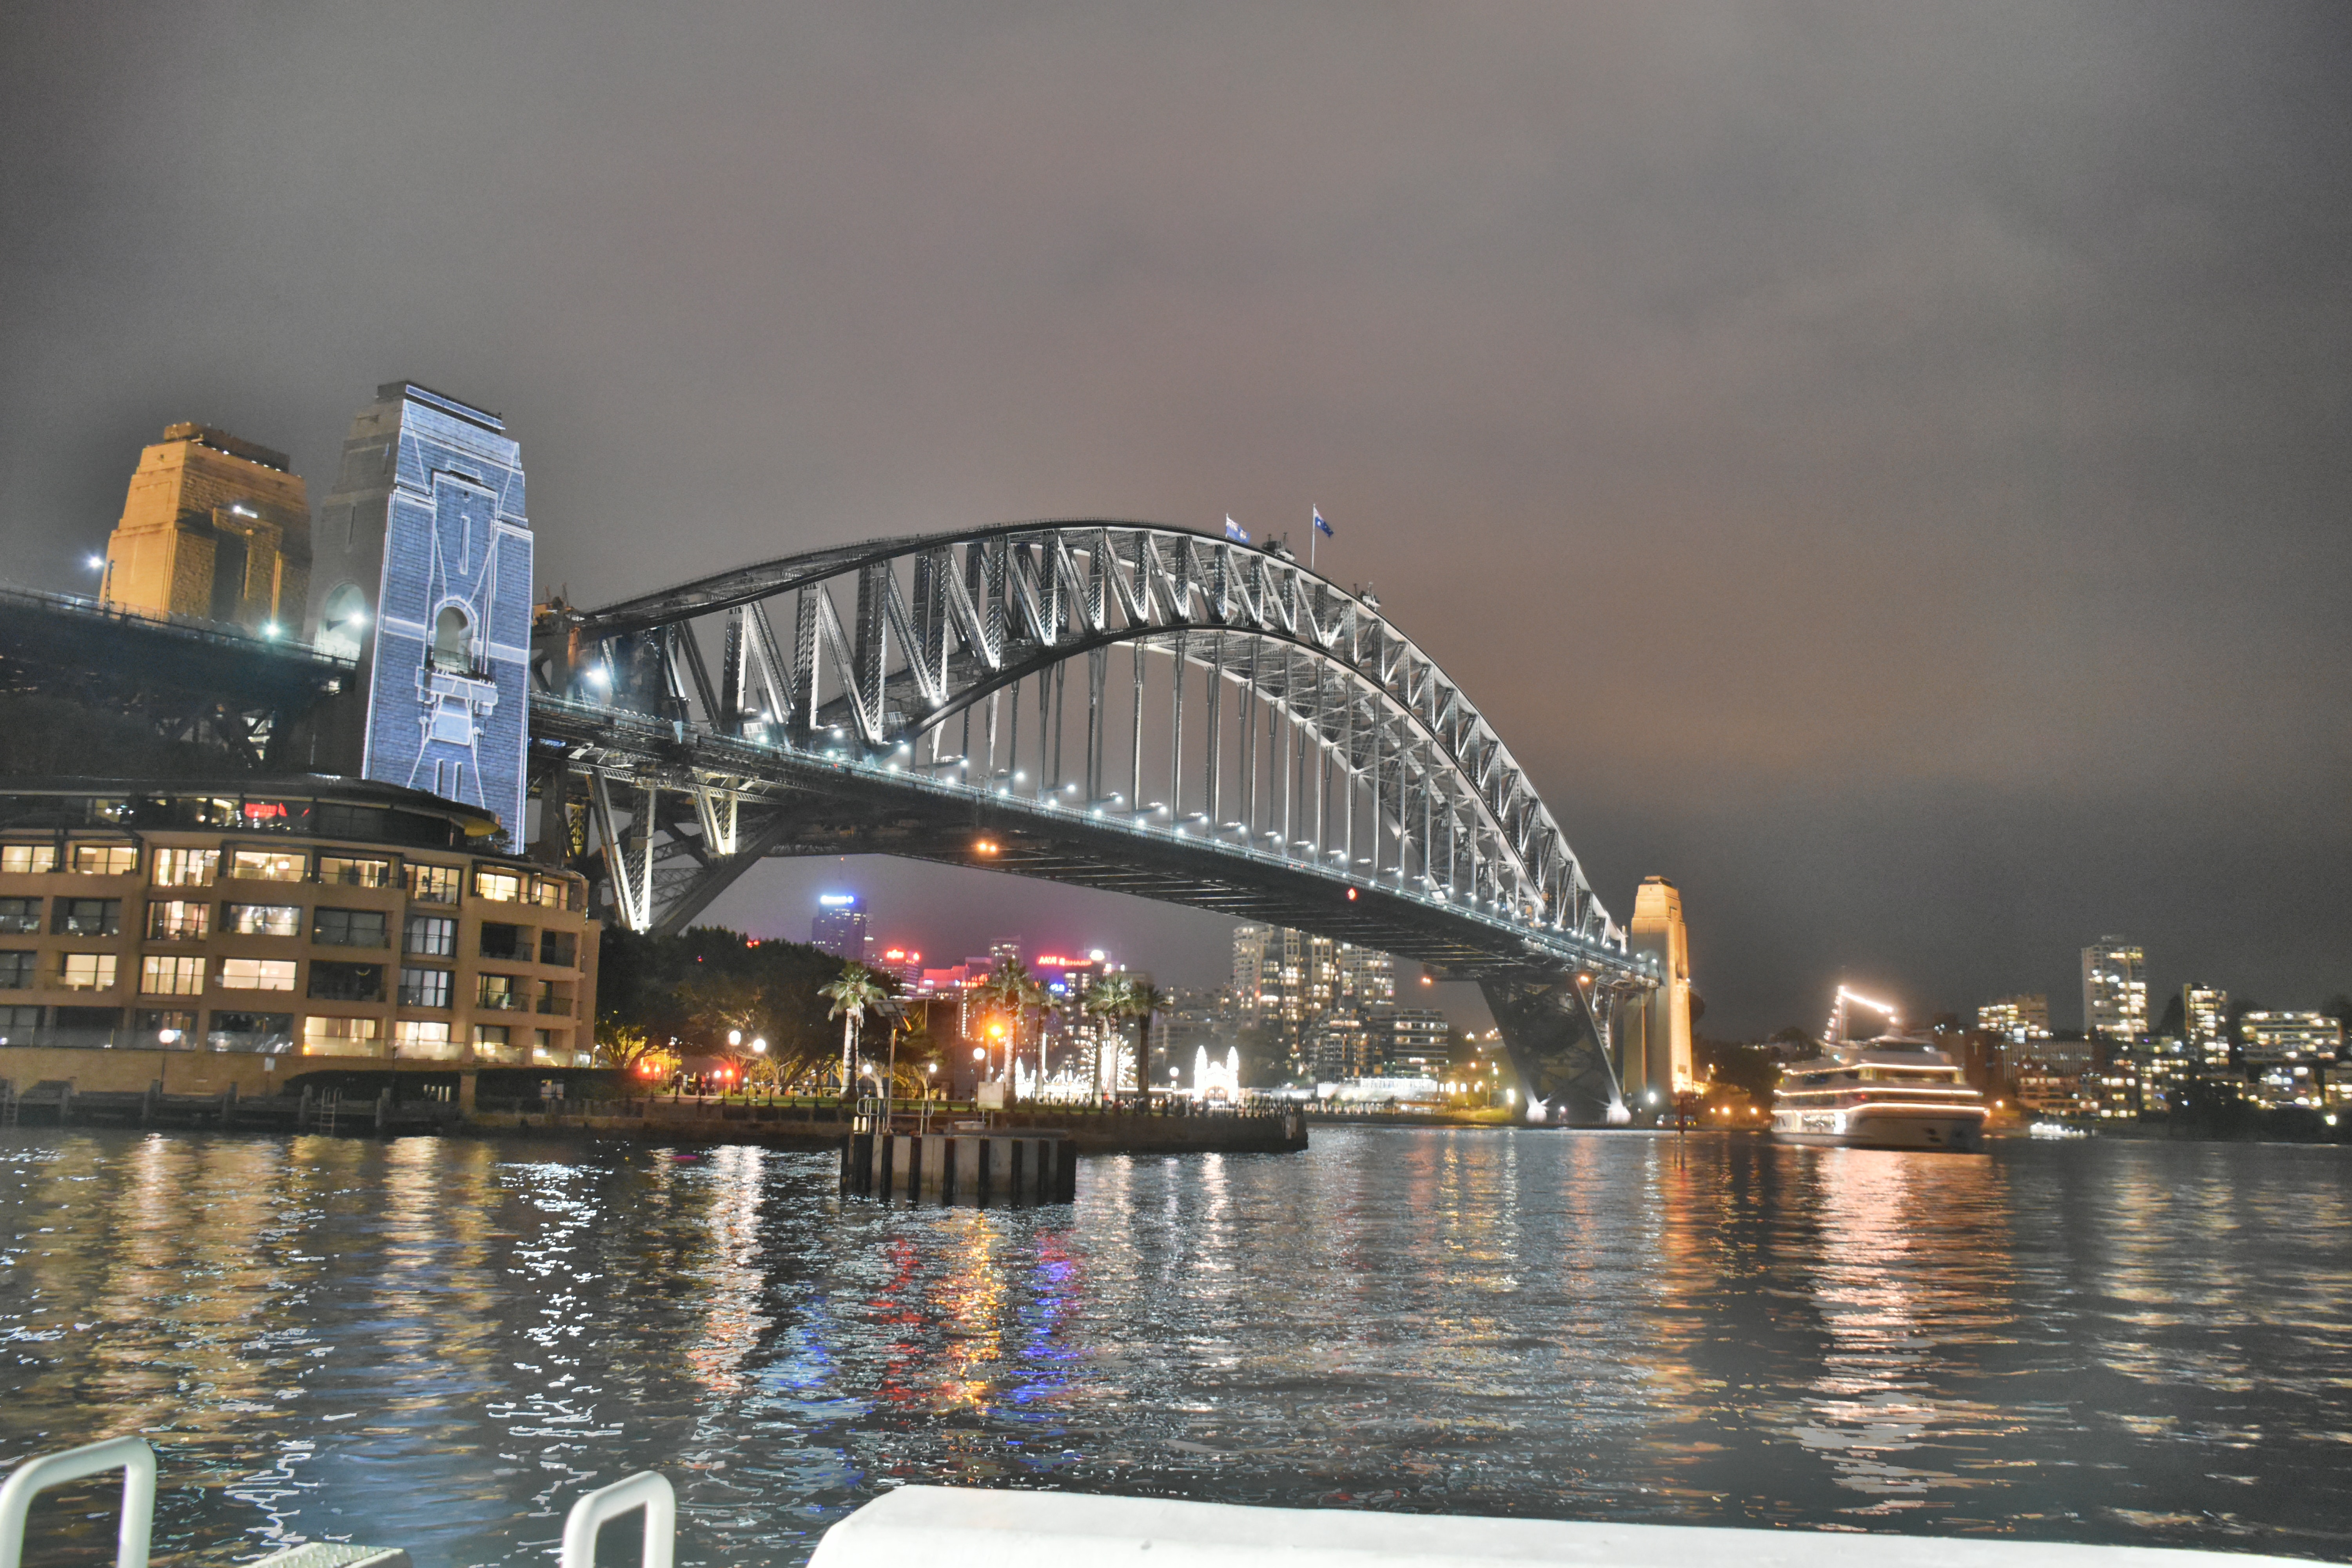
[1121,980,1167,1098]
[1083,974,1134,1092]
[974,956,1043,1088]
[820,961,894,1096]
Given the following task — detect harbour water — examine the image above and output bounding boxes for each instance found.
[2,1127,2347,1566]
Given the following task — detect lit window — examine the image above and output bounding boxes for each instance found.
[0,845,58,875]
[218,957,297,991]
[474,869,522,903]
[224,903,303,937]
[391,1019,459,1060]
[60,953,118,990]
[476,973,523,1010]
[406,863,460,904]
[229,848,306,882]
[150,848,220,887]
[318,855,393,888]
[472,1022,517,1062]
[302,1016,382,1056]
[147,900,211,940]
[140,955,204,996]
[68,843,138,876]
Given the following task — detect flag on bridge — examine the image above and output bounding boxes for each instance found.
[1313,507,1333,538]
[1225,516,1250,543]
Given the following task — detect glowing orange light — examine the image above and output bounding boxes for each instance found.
[1346,887,1357,900]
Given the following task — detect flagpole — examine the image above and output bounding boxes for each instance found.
[1309,506,1317,572]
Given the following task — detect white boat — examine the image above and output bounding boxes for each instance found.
[1770,986,1989,1151]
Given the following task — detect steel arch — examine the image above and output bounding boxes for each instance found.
[540,521,1626,960]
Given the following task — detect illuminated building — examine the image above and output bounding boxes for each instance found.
[810,893,871,960]
[1379,1008,1451,1077]
[2238,1012,2342,1066]
[0,779,595,1076]
[100,424,311,638]
[2013,1065,2084,1118]
[1976,994,2051,1044]
[2081,936,2147,1044]
[2183,984,2231,1069]
[314,385,534,842]
[1231,923,1395,1034]
[1308,1010,1372,1081]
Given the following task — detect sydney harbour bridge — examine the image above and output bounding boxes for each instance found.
[3,514,1673,1118]
[523,522,1668,1116]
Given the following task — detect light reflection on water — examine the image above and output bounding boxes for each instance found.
[2,1128,2347,1566]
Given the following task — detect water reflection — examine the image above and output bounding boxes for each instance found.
[1,1130,2348,1566]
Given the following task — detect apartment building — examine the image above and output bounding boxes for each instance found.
[0,779,596,1070]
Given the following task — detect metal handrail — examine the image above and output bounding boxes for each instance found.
[559,1471,674,1568]
[0,1436,156,1568]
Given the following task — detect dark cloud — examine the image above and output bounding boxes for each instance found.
[5,2,2347,1032]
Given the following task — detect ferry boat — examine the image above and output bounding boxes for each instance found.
[1770,986,1989,1151]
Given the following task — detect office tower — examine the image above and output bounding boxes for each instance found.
[2183,984,2230,1070]
[811,894,871,961]
[101,424,311,637]
[2081,937,2147,1045]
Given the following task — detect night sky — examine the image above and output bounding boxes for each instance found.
[4,4,2347,1036]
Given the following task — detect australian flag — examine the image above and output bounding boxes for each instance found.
[1225,516,1250,543]
[1313,507,1333,538]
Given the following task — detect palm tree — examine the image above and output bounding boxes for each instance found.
[1122,980,1167,1100]
[974,956,1036,1087]
[821,961,893,1097]
[1083,975,1134,1095]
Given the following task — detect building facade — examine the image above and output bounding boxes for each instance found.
[2182,984,2231,1069]
[2238,1011,2343,1066]
[0,781,595,1076]
[100,424,312,637]
[1977,994,2051,1044]
[2082,937,2147,1045]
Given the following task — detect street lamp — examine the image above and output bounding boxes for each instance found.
[728,1029,741,1047]
[751,1037,766,1054]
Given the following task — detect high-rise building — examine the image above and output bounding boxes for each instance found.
[2183,984,2230,1069]
[2081,937,2147,1045]
[312,385,534,842]
[1231,924,1400,1076]
[1976,995,2051,1044]
[101,424,311,638]
[810,894,871,961]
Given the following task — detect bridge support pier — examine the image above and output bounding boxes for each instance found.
[1619,877,1693,1114]
[1479,973,1628,1125]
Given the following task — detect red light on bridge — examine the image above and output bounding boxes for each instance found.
[1346,888,1357,901]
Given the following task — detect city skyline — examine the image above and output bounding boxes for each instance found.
[5,7,2348,1033]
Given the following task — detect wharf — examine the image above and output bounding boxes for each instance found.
[466,1095,1310,1155]
[1,1074,1308,1156]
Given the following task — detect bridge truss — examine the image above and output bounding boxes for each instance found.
[528,521,1656,1112]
